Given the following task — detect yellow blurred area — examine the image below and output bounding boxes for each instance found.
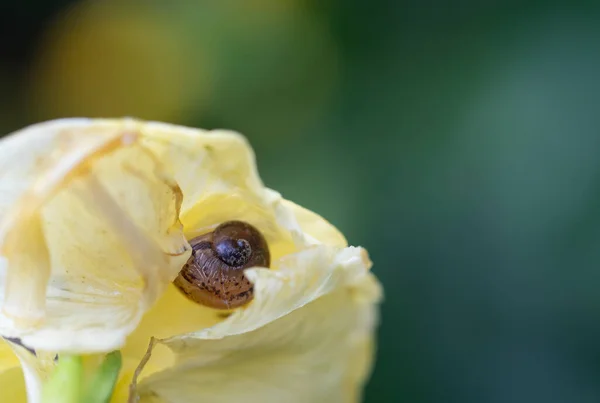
[29,0,201,122]
[0,368,27,402]
[0,337,21,373]
[28,0,339,141]
[0,339,27,403]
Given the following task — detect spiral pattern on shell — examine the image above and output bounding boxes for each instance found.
[173,220,271,309]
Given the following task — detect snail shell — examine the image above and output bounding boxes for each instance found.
[174,220,270,309]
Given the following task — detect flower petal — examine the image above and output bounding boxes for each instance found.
[0,118,382,403]
[0,338,43,403]
[133,245,381,403]
[0,119,190,352]
[138,123,303,256]
[281,199,347,247]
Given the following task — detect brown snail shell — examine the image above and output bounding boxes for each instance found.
[174,220,270,309]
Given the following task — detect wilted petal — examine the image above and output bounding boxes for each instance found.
[0,118,382,403]
[132,244,381,403]
[0,119,190,352]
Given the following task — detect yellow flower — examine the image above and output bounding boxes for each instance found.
[0,119,382,403]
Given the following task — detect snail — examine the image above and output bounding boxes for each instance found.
[173,220,270,309]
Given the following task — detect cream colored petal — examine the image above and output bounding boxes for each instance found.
[0,118,306,353]
[0,338,44,403]
[0,119,120,224]
[183,245,373,339]
[1,212,50,328]
[111,124,382,402]
[0,119,123,330]
[138,123,304,255]
[0,118,382,403]
[0,119,189,352]
[281,199,348,247]
[134,245,382,403]
[137,123,265,219]
[120,284,221,371]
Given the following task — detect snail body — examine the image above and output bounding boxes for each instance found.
[174,220,270,309]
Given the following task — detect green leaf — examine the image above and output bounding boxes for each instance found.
[82,351,123,403]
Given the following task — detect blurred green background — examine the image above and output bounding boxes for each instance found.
[3,1,600,402]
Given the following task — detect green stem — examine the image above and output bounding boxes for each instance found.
[41,351,122,403]
[41,355,83,403]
